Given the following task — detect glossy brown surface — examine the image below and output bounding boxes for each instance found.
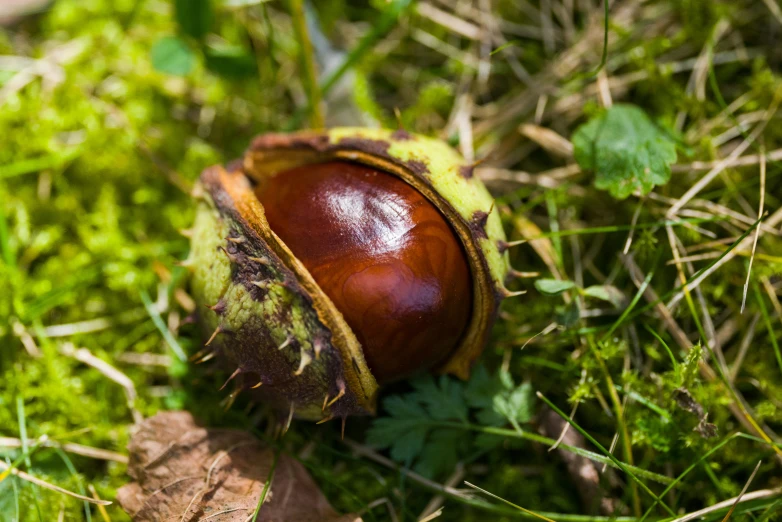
[256,161,472,383]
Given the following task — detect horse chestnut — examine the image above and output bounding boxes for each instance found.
[189,128,511,420]
[257,160,473,383]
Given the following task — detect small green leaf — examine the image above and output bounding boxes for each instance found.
[366,396,429,465]
[464,364,503,410]
[175,0,212,40]
[151,36,195,76]
[204,45,257,78]
[493,381,534,426]
[534,278,576,296]
[583,285,624,307]
[572,104,677,199]
[410,375,468,423]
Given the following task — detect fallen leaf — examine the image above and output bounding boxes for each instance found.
[117,411,361,522]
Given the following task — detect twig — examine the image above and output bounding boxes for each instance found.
[465,481,556,521]
[720,460,762,522]
[419,463,464,520]
[0,437,128,464]
[670,487,780,522]
[59,342,143,424]
[0,461,112,506]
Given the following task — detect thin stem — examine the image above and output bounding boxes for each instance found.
[289,0,324,129]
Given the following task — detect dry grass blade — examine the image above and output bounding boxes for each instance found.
[760,0,782,25]
[668,92,781,217]
[741,149,765,313]
[671,487,781,522]
[418,464,464,521]
[666,215,765,311]
[518,123,574,157]
[59,342,142,424]
[719,460,762,522]
[417,3,481,40]
[89,484,111,522]
[0,460,112,506]
[0,437,128,464]
[464,481,556,522]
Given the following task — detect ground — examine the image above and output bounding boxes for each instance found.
[0,0,781,520]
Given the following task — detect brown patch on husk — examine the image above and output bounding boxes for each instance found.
[117,411,361,522]
[469,210,490,239]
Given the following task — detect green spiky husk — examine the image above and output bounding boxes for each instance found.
[190,128,509,420]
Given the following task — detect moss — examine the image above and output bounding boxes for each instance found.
[2,0,782,520]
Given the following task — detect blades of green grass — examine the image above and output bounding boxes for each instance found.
[754,282,782,377]
[139,290,187,362]
[289,0,324,128]
[52,448,92,522]
[0,434,48,522]
[643,323,680,379]
[15,399,31,470]
[537,392,676,517]
[338,438,642,522]
[544,191,563,268]
[756,498,782,522]
[707,45,782,170]
[587,335,641,516]
[614,385,672,420]
[603,215,764,333]
[0,201,14,268]
[639,432,742,522]
[604,269,653,339]
[20,266,103,321]
[0,148,81,179]
[464,481,557,522]
[428,421,672,485]
[518,217,722,242]
[592,0,609,76]
[319,0,413,96]
[252,450,279,521]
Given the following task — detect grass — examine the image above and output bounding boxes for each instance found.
[1,0,782,521]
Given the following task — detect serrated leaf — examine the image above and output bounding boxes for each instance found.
[175,0,212,40]
[410,375,468,422]
[414,429,464,478]
[583,284,624,307]
[464,364,503,409]
[366,396,429,465]
[572,104,677,199]
[494,381,534,425]
[380,394,428,421]
[534,278,576,296]
[151,36,194,76]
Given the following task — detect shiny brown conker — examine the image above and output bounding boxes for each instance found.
[256,160,472,383]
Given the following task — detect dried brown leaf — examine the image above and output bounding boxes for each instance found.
[117,411,361,522]
[672,388,718,439]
